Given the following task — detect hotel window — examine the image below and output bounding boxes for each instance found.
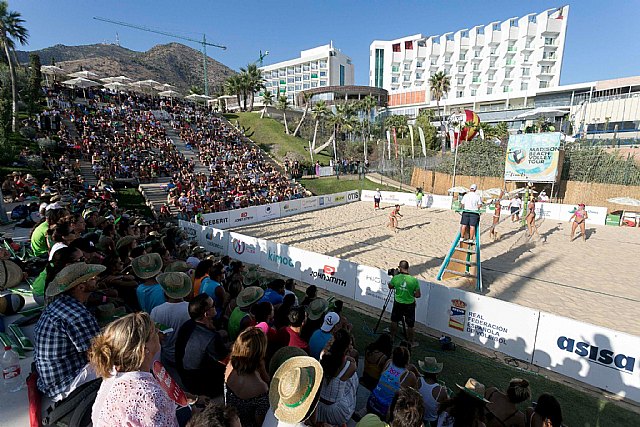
[473,64,479,71]
[311,63,318,70]
[417,40,426,47]
[544,37,555,46]
[505,71,511,78]
[311,81,318,88]
[521,82,528,90]
[287,68,294,75]
[404,63,410,70]
[320,71,327,77]
[490,47,497,55]
[477,27,484,35]
[541,65,551,73]
[416,73,422,79]
[303,74,310,80]
[271,71,278,77]
[319,60,327,68]
[461,30,469,38]
[416,61,423,68]
[295,66,302,73]
[339,65,345,86]
[445,56,451,63]
[457,77,464,85]
[303,83,310,89]
[405,41,413,50]
[528,15,537,23]
[503,86,510,93]
[295,84,302,91]
[487,87,493,94]
[295,76,301,82]
[392,43,401,52]
[458,65,464,72]
[446,34,454,41]
[525,40,532,49]
[287,77,294,84]
[539,81,549,88]
[320,80,327,86]
[510,19,518,27]
[522,68,530,76]
[456,90,464,98]
[471,89,477,96]
[403,76,410,82]
[488,73,495,81]
[474,50,480,57]
[392,76,399,83]
[492,23,500,31]
[303,64,310,71]
[279,70,286,76]
[524,54,530,62]
[459,53,466,60]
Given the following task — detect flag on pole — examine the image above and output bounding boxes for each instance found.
[386,130,391,160]
[418,126,427,156]
[408,125,415,158]
[392,127,398,159]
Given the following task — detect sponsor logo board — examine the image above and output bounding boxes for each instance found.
[229,207,258,226]
[280,199,302,217]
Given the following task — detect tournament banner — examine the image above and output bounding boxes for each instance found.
[345,190,360,203]
[533,313,640,403]
[257,202,281,222]
[355,265,393,312]
[229,206,259,227]
[178,219,201,242]
[532,202,561,220]
[332,192,347,205]
[426,284,539,362]
[418,126,427,157]
[317,194,333,209]
[504,133,562,182]
[200,226,229,256]
[414,279,431,327]
[259,240,302,281]
[556,204,608,226]
[300,196,319,212]
[228,232,261,265]
[279,199,302,217]
[200,211,231,229]
[424,195,454,209]
[288,246,357,299]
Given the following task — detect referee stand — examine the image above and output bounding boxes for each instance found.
[437,209,483,292]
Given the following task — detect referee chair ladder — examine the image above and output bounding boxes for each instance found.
[437,212,483,291]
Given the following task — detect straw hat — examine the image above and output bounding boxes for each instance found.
[0,293,25,315]
[116,235,136,250]
[270,356,323,424]
[192,246,206,255]
[306,298,328,321]
[157,272,192,299]
[131,253,163,279]
[456,378,490,403]
[164,261,191,273]
[418,357,444,374]
[269,346,308,378]
[236,286,264,308]
[0,260,24,291]
[46,263,106,297]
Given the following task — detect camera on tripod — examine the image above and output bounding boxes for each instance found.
[387,267,400,277]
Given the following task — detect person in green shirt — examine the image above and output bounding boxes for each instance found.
[31,208,68,257]
[388,260,421,347]
[415,188,424,209]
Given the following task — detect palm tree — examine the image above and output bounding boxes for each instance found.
[429,71,451,153]
[260,90,273,119]
[224,75,243,111]
[240,63,264,112]
[0,1,28,132]
[277,95,290,134]
[292,92,312,137]
[310,100,328,152]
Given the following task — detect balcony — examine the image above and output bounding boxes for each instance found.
[417,46,427,58]
[391,66,400,73]
[415,74,424,81]
[471,78,481,85]
[488,33,501,45]
[402,68,412,74]
[503,74,513,81]
[507,46,517,52]
[543,18,563,35]
[505,60,516,67]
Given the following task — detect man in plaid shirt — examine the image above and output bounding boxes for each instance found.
[34,263,105,400]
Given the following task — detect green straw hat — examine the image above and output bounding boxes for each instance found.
[131,253,163,279]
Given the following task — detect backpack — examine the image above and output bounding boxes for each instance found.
[43,378,102,427]
[11,204,29,220]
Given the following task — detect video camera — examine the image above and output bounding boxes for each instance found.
[387,267,400,277]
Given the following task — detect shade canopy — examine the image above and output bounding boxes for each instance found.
[607,197,640,207]
[448,186,469,193]
[155,83,176,91]
[68,70,100,79]
[62,77,102,89]
[40,65,66,75]
[514,107,569,120]
[103,82,129,91]
[158,90,183,98]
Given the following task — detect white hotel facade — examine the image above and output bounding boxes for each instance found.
[260,44,355,107]
[369,6,570,118]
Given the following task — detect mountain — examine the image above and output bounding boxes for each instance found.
[16,42,236,94]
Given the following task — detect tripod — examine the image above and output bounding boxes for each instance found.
[373,289,407,338]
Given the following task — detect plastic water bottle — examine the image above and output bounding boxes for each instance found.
[2,345,23,392]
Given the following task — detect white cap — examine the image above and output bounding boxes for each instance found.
[186,256,200,269]
[470,184,477,191]
[321,312,340,332]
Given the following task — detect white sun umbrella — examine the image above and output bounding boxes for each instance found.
[508,187,538,197]
[514,107,569,120]
[448,186,469,193]
[103,82,129,92]
[185,93,203,101]
[68,70,100,80]
[40,65,66,86]
[155,83,176,91]
[138,79,160,87]
[62,77,101,99]
[110,75,132,83]
[484,188,504,197]
[607,197,640,207]
[158,90,183,98]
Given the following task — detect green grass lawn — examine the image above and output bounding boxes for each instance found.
[115,188,153,218]
[283,286,637,427]
[299,177,401,195]
[224,112,332,164]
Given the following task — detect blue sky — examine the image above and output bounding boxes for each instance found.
[14,0,640,85]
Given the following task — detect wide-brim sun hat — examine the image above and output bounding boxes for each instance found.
[157,272,192,299]
[306,298,328,321]
[270,356,323,424]
[0,260,24,291]
[0,293,25,315]
[46,263,106,297]
[131,253,163,279]
[164,261,191,273]
[456,378,490,403]
[268,346,308,378]
[116,235,136,250]
[418,356,444,374]
[236,286,264,308]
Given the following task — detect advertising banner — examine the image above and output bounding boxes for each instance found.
[228,232,261,265]
[426,284,539,362]
[425,195,454,209]
[280,199,302,217]
[200,226,229,256]
[178,219,201,242]
[504,133,562,182]
[301,196,319,212]
[361,190,414,206]
[415,279,432,327]
[257,203,281,222]
[346,190,360,203]
[288,246,357,299]
[533,202,561,220]
[317,195,333,209]
[318,166,334,177]
[355,265,393,312]
[533,313,640,403]
[332,192,347,205]
[200,211,231,229]
[556,203,608,226]
[229,206,259,227]
[259,240,303,281]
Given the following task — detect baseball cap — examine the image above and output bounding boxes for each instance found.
[321,312,340,332]
[470,184,477,191]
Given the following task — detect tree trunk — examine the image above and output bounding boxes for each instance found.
[438,99,446,153]
[4,40,18,133]
[260,106,266,119]
[236,94,241,111]
[0,187,8,223]
[283,112,289,134]
[311,119,319,151]
[249,92,255,112]
[293,105,309,137]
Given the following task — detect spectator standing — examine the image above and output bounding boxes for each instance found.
[309,311,340,360]
[132,253,165,313]
[228,286,264,341]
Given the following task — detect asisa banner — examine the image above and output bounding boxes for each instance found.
[504,132,562,183]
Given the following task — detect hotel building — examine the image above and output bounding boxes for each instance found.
[260,43,355,106]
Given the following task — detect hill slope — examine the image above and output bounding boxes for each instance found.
[16,42,235,93]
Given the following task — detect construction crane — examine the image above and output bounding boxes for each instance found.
[93,16,226,96]
[256,50,269,66]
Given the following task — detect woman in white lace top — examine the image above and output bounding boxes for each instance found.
[89,312,179,427]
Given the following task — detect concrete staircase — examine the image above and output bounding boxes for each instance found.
[62,117,99,187]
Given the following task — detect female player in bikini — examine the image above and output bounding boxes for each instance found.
[387,204,403,233]
[526,195,540,238]
[569,203,588,242]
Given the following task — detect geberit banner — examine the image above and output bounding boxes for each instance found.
[504,132,562,183]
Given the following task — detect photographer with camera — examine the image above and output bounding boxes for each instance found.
[388,260,421,347]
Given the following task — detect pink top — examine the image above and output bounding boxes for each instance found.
[92,370,178,427]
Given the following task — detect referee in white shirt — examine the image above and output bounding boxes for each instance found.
[460,184,483,241]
